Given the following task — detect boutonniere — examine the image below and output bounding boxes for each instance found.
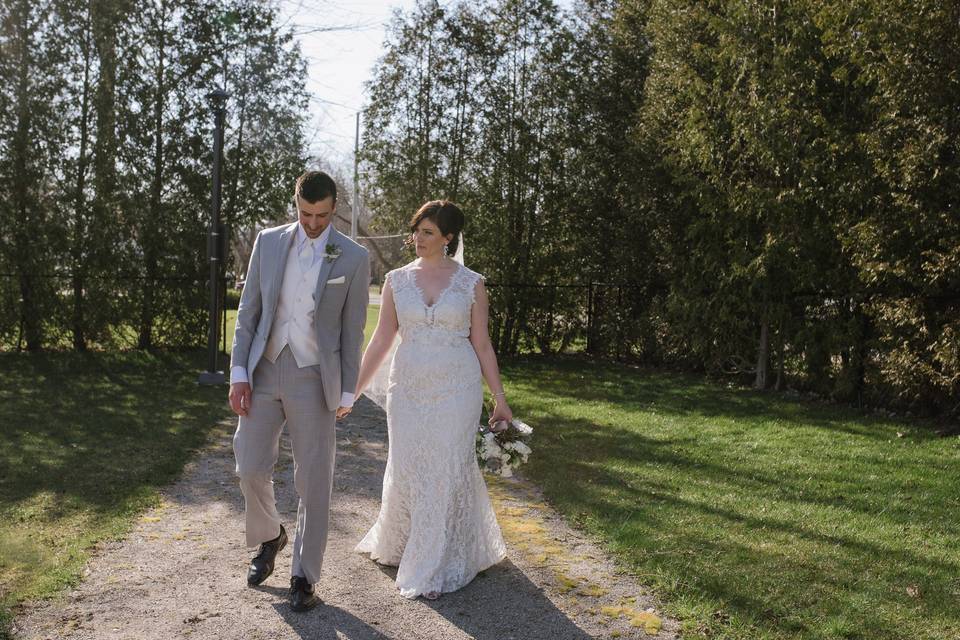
[322,244,342,263]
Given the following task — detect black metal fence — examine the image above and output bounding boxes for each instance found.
[0,273,229,351]
[0,269,648,360]
[484,282,652,358]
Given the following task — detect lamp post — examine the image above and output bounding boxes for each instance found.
[198,88,229,385]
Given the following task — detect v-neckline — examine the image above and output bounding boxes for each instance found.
[412,262,460,309]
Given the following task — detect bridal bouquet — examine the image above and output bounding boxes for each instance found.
[476,419,533,478]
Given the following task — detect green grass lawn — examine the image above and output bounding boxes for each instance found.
[501,355,960,640]
[0,350,232,638]
[6,324,956,640]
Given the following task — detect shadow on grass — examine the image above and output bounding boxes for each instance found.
[503,355,960,639]
[0,350,230,514]
[542,452,959,637]
[0,349,232,635]
[505,354,940,443]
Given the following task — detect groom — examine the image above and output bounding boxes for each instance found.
[228,170,369,612]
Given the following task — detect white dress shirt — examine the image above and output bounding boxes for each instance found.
[231,223,355,408]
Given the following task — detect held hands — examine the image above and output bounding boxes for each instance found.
[230,382,353,420]
[229,382,252,417]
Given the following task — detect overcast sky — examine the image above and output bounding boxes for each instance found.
[277,0,419,168]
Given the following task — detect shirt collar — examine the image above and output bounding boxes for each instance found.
[296,222,332,250]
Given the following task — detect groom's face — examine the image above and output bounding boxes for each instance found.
[298,195,336,239]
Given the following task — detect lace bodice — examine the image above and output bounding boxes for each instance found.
[386,261,482,346]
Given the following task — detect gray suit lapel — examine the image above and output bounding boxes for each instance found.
[313,227,343,310]
[267,223,298,325]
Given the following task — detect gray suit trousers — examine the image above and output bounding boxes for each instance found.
[232,346,336,585]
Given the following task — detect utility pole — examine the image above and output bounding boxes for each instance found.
[352,112,359,239]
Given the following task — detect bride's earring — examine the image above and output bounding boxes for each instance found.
[443,243,450,257]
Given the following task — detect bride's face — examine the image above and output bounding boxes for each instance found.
[412,218,451,259]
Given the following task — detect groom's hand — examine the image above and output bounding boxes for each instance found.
[336,406,352,420]
[229,382,252,416]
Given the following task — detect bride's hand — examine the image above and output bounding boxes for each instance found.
[488,399,513,425]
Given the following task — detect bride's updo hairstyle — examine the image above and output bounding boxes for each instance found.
[407,200,465,255]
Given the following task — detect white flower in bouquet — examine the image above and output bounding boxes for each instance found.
[480,432,503,461]
[512,419,533,435]
[475,418,534,477]
[510,440,531,463]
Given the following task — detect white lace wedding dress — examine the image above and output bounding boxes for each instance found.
[356,261,507,598]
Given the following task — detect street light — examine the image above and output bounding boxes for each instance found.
[198,88,229,385]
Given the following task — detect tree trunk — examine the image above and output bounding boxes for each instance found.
[754,318,770,390]
[139,1,166,349]
[774,320,785,390]
[851,305,869,408]
[12,0,42,350]
[449,57,469,199]
[91,0,119,221]
[91,0,121,346]
[72,10,94,351]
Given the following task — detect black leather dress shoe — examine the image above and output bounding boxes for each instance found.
[289,575,319,612]
[247,525,287,586]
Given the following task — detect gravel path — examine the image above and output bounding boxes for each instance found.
[14,397,679,640]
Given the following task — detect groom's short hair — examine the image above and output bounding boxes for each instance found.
[296,170,337,204]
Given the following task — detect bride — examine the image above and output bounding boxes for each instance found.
[349,200,510,600]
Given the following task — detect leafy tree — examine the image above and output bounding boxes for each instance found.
[0,0,65,349]
[0,0,311,350]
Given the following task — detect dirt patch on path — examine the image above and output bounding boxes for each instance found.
[14,398,679,640]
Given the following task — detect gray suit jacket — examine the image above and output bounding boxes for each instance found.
[231,222,370,410]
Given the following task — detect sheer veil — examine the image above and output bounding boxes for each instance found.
[363,233,464,409]
[452,231,464,264]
